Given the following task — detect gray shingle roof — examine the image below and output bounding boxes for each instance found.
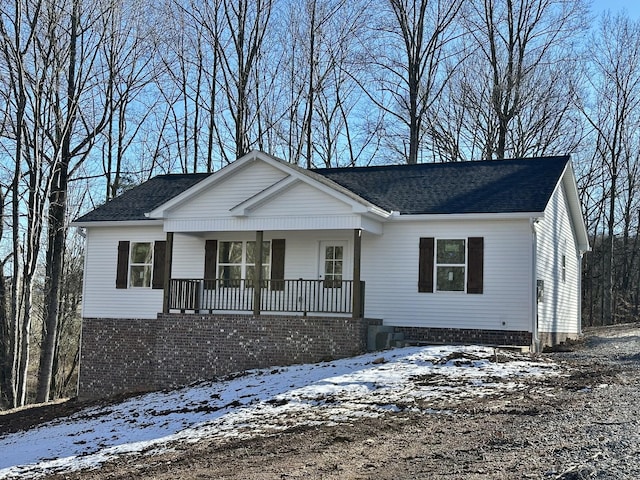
[74,156,569,223]
[74,173,211,222]
[312,156,569,214]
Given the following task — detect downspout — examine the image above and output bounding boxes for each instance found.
[530,218,541,353]
[577,250,585,336]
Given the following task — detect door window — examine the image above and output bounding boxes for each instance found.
[321,243,345,288]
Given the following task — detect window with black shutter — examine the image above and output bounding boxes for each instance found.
[116,240,166,289]
[419,236,484,294]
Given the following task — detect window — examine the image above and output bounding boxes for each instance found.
[418,237,483,294]
[561,254,566,283]
[218,240,270,287]
[116,240,165,290]
[129,242,153,287]
[436,239,466,291]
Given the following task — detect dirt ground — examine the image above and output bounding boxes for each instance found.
[5,323,640,479]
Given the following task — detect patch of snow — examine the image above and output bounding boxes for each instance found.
[0,345,560,479]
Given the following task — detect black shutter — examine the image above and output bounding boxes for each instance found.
[270,239,285,291]
[152,241,166,289]
[467,237,484,294]
[204,240,218,289]
[418,237,434,293]
[116,241,130,289]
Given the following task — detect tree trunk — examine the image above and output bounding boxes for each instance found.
[36,1,78,403]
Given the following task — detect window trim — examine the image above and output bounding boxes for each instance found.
[418,236,483,294]
[129,241,154,288]
[435,238,467,293]
[116,240,165,290]
[217,240,271,287]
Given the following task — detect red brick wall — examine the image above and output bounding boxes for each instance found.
[78,314,381,399]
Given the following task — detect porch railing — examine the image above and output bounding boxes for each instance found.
[168,278,365,315]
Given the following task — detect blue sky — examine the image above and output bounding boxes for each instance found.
[591,0,640,18]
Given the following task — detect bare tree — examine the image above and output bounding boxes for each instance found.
[0,0,47,408]
[102,0,158,199]
[272,0,382,168]
[437,0,586,161]
[363,0,463,164]
[0,187,12,408]
[217,0,273,160]
[579,13,640,325]
[37,0,114,402]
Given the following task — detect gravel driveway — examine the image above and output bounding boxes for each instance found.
[538,323,640,479]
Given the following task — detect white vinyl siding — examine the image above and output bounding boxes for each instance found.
[169,161,287,218]
[171,233,205,278]
[250,182,354,217]
[82,225,165,319]
[83,221,533,327]
[361,219,532,332]
[536,183,580,334]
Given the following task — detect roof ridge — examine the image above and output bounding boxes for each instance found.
[312,155,569,173]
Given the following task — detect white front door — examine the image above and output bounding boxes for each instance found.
[318,241,349,285]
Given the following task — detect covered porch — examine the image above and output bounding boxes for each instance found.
[160,229,367,318]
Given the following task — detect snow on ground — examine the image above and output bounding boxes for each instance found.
[0,345,560,479]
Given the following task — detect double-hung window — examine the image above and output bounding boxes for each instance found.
[436,239,466,292]
[418,236,483,294]
[129,242,153,287]
[116,241,166,289]
[218,240,270,287]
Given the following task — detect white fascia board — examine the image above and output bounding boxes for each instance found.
[70,219,164,228]
[229,175,300,216]
[561,163,591,252]
[389,212,544,222]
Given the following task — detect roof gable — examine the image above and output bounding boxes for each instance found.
[165,159,289,218]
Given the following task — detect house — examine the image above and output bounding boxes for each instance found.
[73,150,589,398]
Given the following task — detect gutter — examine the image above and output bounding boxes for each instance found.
[530,218,541,353]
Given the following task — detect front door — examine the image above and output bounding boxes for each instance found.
[316,241,351,312]
[319,241,348,287]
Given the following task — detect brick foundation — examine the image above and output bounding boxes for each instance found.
[78,314,381,399]
[394,326,532,347]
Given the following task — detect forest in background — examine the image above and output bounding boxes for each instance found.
[0,0,638,409]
